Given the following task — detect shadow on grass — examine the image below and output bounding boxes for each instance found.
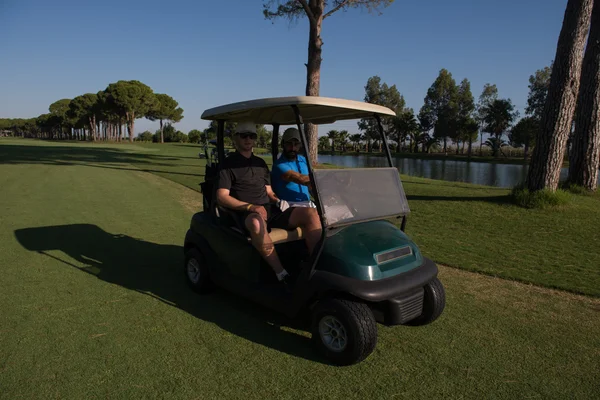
[0,143,204,177]
[406,194,513,205]
[14,223,323,364]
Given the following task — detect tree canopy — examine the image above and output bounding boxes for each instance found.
[358,75,405,151]
[146,93,184,143]
[104,80,158,142]
[525,64,552,121]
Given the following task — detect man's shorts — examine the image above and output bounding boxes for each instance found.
[235,203,295,233]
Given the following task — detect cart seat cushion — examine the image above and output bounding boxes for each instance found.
[269,227,304,244]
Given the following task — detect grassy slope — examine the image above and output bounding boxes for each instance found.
[0,139,599,399]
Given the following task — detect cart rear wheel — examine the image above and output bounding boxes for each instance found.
[311,298,377,365]
[406,277,445,326]
[184,248,212,293]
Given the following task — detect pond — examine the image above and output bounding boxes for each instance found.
[317,154,599,188]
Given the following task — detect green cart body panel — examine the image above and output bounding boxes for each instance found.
[316,220,423,281]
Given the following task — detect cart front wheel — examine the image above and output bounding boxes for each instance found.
[311,298,377,365]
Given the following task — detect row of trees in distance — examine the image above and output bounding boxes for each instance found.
[0,80,183,144]
[313,67,548,160]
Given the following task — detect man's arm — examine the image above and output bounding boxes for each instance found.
[217,188,268,220]
[265,185,279,203]
[281,170,311,186]
[216,188,253,211]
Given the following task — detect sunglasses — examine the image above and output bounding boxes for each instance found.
[238,132,257,139]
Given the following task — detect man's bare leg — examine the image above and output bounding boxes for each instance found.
[288,207,321,255]
[245,213,285,276]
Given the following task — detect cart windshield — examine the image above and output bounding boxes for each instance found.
[313,167,410,228]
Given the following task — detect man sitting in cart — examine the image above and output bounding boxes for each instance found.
[271,127,316,209]
[216,122,321,285]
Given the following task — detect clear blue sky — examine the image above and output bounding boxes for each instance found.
[0,0,566,136]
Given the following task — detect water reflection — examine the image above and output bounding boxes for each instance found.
[318,154,598,188]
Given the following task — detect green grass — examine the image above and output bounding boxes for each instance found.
[511,185,572,209]
[1,138,599,398]
[1,138,599,297]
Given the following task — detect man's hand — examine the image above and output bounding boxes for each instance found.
[249,205,268,221]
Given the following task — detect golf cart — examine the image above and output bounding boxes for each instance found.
[184,96,445,365]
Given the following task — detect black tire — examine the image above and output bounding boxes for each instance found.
[184,247,212,293]
[406,277,445,326]
[311,298,377,365]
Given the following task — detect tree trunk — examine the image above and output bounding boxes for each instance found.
[88,116,96,142]
[524,143,530,160]
[304,2,324,165]
[468,137,473,160]
[118,123,122,142]
[443,137,447,153]
[568,0,600,191]
[479,129,483,156]
[126,112,134,142]
[527,0,593,191]
[160,119,164,143]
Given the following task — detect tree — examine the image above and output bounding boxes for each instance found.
[481,99,518,157]
[157,123,172,142]
[422,69,457,153]
[509,117,539,160]
[527,0,593,192]
[349,133,362,151]
[188,129,202,144]
[49,98,71,118]
[68,93,99,141]
[525,64,553,121]
[568,1,600,191]
[393,108,419,152]
[484,137,508,157]
[460,117,479,157]
[49,98,73,139]
[475,83,498,156]
[146,93,184,144]
[417,105,434,153]
[318,135,330,151]
[454,78,476,156]
[138,131,154,142]
[96,89,123,142]
[337,130,349,152]
[104,80,158,143]
[256,124,271,148]
[263,0,395,165]
[358,76,405,152]
[326,129,339,152]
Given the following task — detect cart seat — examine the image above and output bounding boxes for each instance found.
[269,227,303,244]
[215,206,304,244]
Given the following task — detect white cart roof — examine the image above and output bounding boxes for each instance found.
[200,96,396,125]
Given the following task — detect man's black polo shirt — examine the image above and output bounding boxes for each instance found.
[218,151,270,205]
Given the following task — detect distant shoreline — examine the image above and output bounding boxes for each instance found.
[315,150,571,168]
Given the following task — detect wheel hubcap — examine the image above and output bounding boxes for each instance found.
[187,258,201,284]
[319,316,348,352]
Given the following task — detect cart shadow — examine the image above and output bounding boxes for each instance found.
[14,223,327,364]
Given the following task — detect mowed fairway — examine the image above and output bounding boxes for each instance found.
[1,139,599,399]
